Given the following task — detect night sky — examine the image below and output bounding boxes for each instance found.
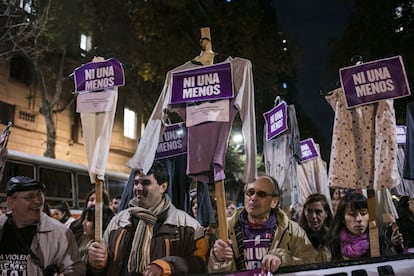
[273,0,353,160]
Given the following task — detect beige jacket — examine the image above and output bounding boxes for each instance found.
[208,208,318,273]
[0,213,85,275]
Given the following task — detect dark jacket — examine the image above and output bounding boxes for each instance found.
[93,204,209,275]
[397,216,414,248]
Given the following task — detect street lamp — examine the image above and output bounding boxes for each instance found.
[232,132,243,145]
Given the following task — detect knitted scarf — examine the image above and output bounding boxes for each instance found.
[340,228,369,258]
[127,194,171,272]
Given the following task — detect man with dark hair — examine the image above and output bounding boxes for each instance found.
[88,160,209,275]
[0,176,85,275]
[209,175,317,274]
[110,195,121,214]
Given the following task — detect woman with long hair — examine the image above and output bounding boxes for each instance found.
[70,188,112,243]
[299,193,333,262]
[54,201,76,227]
[299,194,333,247]
[79,205,114,275]
[325,192,399,261]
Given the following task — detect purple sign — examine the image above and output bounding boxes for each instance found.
[225,269,266,276]
[340,56,410,109]
[263,102,288,141]
[154,123,187,160]
[170,62,233,104]
[396,125,406,145]
[300,138,319,162]
[242,239,271,271]
[74,58,125,93]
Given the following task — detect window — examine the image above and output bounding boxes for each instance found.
[17,0,32,14]
[80,33,92,56]
[124,107,137,139]
[107,177,127,200]
[77,173,93,208]
[0,161,35,194]
[9,55,34,85]
[0,102,15,125]
[39,167,73,207]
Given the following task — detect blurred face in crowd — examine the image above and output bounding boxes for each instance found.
[0,201,8,214]
[244,176,278,223]
[54,209,65,220]
[333,189,344,200]
[82,217,94,238]
[111,198,120,213]
[133,173,167,209]
[87,193,96,208]
[8,190,44,226]
[344,207,369,235]
[226,203,236,217]
[304,201,328,231]
[332,190,340,200]
[191,198,198,219]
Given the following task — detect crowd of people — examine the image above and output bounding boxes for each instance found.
[0,160,413,275]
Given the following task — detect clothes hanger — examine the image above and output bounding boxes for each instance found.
[165,28,217,123]
[192,27,216,66]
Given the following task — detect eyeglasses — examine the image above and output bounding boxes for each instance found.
[13,191,44,203]
[245,189,277,198]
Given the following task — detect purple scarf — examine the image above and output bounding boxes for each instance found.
[340,228,369,258]
[239,210,276,240]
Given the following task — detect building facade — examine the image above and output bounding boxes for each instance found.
[0,57,143,176]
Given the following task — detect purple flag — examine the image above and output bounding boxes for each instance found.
[171,62,233,104]
[263,101,288,141]
[340,56,410,108]
[74,58,125,93]
[300,138,319,162]
[154,123,187,160]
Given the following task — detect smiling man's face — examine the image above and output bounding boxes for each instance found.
[133,173,167,209]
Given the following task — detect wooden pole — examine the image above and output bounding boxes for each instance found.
[215,179,228,241]
[193,27,215,66]
[200,27,211,42]
[95,177,103,243]
[367,190,380,257]
[193,27,228,241]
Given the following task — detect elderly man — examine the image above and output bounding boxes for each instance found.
[88,160,209,275]
[0,176,85,275]
[209,175,317,274]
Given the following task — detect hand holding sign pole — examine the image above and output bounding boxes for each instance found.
[75,56,122,243]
